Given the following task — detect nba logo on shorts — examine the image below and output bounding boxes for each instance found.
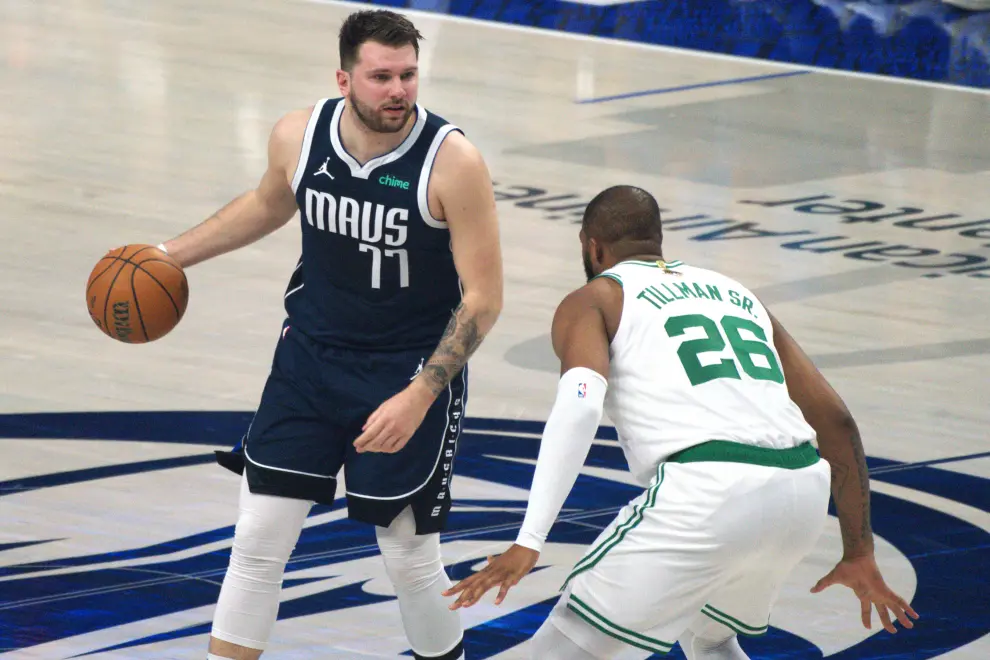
[577,383,587,399]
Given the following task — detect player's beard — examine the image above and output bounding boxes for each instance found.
[349,92,414,134]
[583,249,595,282]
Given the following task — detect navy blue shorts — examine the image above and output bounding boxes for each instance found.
[215,320,467,535]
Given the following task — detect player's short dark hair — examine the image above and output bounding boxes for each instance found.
[581,185,663,247]
[338,10,423,71]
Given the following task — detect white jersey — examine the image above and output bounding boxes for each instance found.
[599,259,816,486]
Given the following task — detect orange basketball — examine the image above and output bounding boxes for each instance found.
[85,244,189,344]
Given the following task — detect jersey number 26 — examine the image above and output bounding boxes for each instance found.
[665,313,784,386]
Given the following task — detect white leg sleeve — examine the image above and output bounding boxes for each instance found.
[691,635,749,660]
[687,617,749,660]
[528,612,605,660]
[678,628,698,660]
[532,597,627,659]
[375,507,463,659]
[211,474,312,650]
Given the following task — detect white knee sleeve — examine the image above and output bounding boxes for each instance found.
[679,628,698,660]
[687,618,748,660]
[691,635,749,660]
[529,616,602,660]
[534,598,627,659]
[211,475,312,650]
[376,507,463,659]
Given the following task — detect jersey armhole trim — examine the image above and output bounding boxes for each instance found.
[593,272,623,287]
[417,124,463,230]
[290,98,330,193]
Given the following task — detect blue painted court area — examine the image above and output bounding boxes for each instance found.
[355,0,990,89]
[1,412,988,658]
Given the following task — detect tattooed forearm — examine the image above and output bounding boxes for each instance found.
[850,426,873,550]
[418,302,485,397]
[823,421,874,558]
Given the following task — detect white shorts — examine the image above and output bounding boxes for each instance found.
[553,444,831,656]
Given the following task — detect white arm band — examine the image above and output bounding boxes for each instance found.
[515,367,607,553]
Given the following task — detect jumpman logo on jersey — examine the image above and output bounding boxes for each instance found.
[313,157,335,180]
[410,358,425,381]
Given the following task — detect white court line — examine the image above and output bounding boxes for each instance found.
[308,0,990,96]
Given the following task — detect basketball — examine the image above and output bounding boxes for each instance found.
[85,244,189,344]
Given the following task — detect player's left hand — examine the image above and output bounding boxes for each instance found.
[353,382,435,454]
[443,544,540,610]
[811,554,919,634]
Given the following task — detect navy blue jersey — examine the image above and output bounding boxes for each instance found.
[285,97,463,351]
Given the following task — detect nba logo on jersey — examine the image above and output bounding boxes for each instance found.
[577,382,587,399]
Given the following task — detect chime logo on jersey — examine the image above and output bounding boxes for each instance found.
[0,411,985,659]
[304,188,409,246]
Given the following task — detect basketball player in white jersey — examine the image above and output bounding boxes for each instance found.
[444,185,918,659]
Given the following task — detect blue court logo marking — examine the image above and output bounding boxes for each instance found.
[0,411,986,658]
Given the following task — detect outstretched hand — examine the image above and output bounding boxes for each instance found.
[443,544,540,610]
[811,554,919,634]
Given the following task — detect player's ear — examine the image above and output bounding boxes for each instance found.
[336,69,350,97]
[593,239,605,267]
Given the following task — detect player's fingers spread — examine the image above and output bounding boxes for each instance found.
[477,571,502,592]
[877,604,896,634]
[860,597,871,629]
[891,604,913,629]
[455,570,487,593]
[810,572,835,593]
[458,573,485,590]
[453,583,480,604]
[447,575,484,599]
[442,582,465,597]
[494,583,512,605]
[886,598,915,629]
[509,570,527,586]
[463,585,489,607]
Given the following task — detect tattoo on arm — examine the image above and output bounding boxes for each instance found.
[829,425,873,557]
[420,302,483,396]
[851,427,873,549]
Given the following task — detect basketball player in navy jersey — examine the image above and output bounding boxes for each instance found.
[155,10,502,660]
